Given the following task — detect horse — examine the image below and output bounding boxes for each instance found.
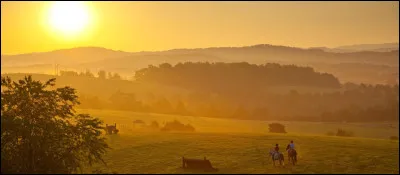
[269,149,284,166]
[286,144,297,165]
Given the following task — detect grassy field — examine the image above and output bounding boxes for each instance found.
[76,109,399,174]
[77,109,399,139]
[86,133,398,174]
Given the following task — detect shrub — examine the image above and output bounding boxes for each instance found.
[149,121,160,129]
[133,119,145,124]
[160,120,195,132]
[336,128,354,137]
[268,123,287,133]
[184,124,195,132]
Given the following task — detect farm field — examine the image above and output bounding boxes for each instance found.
[77,108,399,139]
[86,132,399,174]
[77,109,399,174]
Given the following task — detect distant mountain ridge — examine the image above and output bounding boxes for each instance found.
[309,42,399,53]
[1,43,398,85]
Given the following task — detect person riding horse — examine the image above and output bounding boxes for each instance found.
[286,140,297,164]
[270,143,284,166]
[274,144,279,152]
[272,144,280,159]
[290,140,295,149]
[286,140,295,152]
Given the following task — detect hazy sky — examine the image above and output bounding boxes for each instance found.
[1,1,399,55]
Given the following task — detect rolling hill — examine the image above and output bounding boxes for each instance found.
[1,44,399,84]
[78,109,399,174]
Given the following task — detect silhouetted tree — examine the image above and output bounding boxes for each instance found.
[109,91,142,111]
[149,121,160,129]
[78,94,104,109]
[98,70,106,79]
[84,70,95,78]
[1,76,109,174]
[151,97,174,114]
[336,129,354,137]
[107,72,113,79]
[160,120,195,132]
[109,73,122,80]
[268,123,287,133]
[60,70,79,77]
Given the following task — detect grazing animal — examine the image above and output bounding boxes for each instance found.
[105,123,119,134]
[286,144,297,165]
[269,149,284,166]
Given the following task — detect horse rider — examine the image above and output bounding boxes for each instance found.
[286,140,295,152]
[289,140,295,150]
[274,144,280,154]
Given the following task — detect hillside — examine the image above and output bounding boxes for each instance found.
[77,108,399,139]
[0,73,190,102]
[1,44,398,85]
[334,42,399,52]
[79,108,399,174]
[1,47,133,67]
[85,132,399,174]
[2,73,397,123]
[310,42,399,53]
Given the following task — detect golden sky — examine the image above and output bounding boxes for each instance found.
[1,1,399,55]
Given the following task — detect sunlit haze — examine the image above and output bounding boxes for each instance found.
[1,1,398,55]
[1,1,399,174]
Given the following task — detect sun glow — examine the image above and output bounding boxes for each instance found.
[48,2,90,38]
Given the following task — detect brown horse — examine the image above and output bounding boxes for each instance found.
[286,144,297,165]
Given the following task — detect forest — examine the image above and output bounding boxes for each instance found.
[46,62,399,123]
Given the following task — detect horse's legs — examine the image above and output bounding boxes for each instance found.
[292,156,295,165]
[272,156,275,166]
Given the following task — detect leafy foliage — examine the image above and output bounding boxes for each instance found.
[5,72,398,123]
[160,120,195,132]
[1,75,109,174]
[336,129,354,137]
[134,62,342,91]
[268,123,287,133]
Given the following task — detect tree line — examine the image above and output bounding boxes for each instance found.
[134,62,342,94]
[59,70,122,80]
[78,83,398,122]
[11,62,398,123]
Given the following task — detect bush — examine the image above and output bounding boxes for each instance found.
[268,123,287,133]
[149,121,160,129]
[184,124,195,132]
[390,136,399,140]
[160,120,195,132]
[133,119,145,124]
[336,128,354,137]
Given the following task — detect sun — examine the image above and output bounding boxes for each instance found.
[48,2,90,37]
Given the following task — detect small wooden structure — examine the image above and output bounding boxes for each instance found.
[182,157,218,172]
[105,123,119,134]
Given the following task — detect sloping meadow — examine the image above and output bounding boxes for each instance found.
[80,109,399,174]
